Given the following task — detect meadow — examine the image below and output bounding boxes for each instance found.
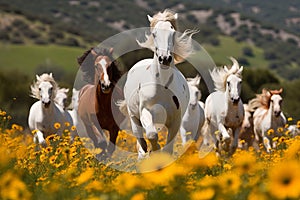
[1,109,300,200]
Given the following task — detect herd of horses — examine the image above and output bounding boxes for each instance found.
[28,9,295,160]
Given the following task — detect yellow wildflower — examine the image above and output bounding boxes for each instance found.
[130,192,145,200]
[76,168,94,185]
[218,173,241,194]
[267,129,274,135]
[54,122,61,129]
[190,188,215,200]
[267,160,300,199]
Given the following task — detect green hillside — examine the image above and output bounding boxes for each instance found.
[0,44,83,75]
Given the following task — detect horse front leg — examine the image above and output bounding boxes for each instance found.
[141,108,160,151]
[229,127,240,155]
[107,125,119,156]
[33,130,47,148]
[163,118,181,155]
[218,123,231,153]
[130,116,147,159]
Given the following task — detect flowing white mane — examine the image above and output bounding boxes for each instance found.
[210,57,243,92]
[137,9,197,64]
[30,73,58,100]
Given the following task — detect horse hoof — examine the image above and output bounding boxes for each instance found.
[146,132,158,140]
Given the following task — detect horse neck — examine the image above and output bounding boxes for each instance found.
[225,87,232,110]
[264,101,274,124]
[151,54,174,85]
[41,100,55,114]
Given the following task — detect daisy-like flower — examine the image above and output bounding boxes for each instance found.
[218,172,241,195]
[232,151,257,175]
[267,160,300,199]
[267,129,274,136]
[54,122,61,129]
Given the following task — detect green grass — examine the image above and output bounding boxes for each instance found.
[203,36,269,68]
[0,44,84,75]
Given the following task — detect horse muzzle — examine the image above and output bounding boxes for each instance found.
[42,101,51,108]
[101,83,112,94]
[274,111,281,117]
[158,55,172,66]
[231,97,240,105]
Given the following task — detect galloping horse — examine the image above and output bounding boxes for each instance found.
[28,73,73,146]
[119,10,196,159]
[180,75,205,145]
[249,88,286,152]
[203,57,244,156]
[77,48,122,156]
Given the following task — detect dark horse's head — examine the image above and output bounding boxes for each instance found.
[77,47,122,94]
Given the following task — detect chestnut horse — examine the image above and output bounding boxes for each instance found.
[77,47,122,157]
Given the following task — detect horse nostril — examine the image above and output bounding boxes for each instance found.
[167,56,172,63]
[158,56,163,63]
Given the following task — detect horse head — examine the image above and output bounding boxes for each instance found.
[55,87,69,109]
[149,18,176,67]
[187,75,201,110]
[225,57,243,105]
[35,73,57,108]
[269,88,283,117]
[91,48,114,94]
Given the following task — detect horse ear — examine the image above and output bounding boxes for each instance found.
[279,88,283,93]
[195,74,201,85]
[224,65,229,73]
[147,15,153,22]
[109,48,114,55]
[237,66,243,75]
[174,13,178,20]
[91,49,98,57]
[49,73,53,78]
[36,75,40,81]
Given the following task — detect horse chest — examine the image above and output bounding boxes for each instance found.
[225,108,242,128]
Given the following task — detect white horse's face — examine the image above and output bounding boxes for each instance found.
[270,94,283,117]
[188,84,201,110]
[226,74,242,104]
[39,81,53,108]
[152,21,175,67]
[55,88,69,108]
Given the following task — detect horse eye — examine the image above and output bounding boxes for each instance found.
[170,26,174,29]
[39,88,41,91]
[227,81,230,86]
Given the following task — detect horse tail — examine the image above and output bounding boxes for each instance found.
[117,100,129,117]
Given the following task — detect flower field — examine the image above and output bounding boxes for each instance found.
[1,109,300,200]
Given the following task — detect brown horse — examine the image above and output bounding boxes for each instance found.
[77,47,122,157]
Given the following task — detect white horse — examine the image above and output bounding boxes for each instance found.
[28,73,73,146]
[203,57,244,156]
[119,10,196,158]
[238,104,255,150]
[68,89,81,130]
[54,87,69,109]
[249,88,286,152]
[180,75,205,145]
